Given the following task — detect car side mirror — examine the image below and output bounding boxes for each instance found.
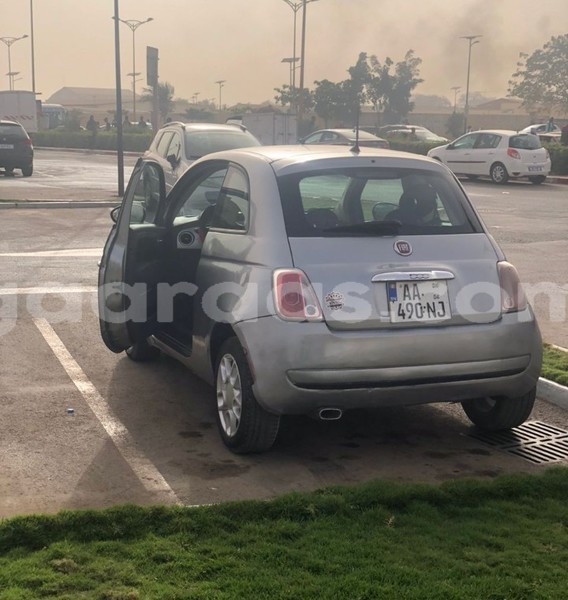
[167,154,180,168]
[110,206,121,223]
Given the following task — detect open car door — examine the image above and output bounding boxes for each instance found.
[98,159,166,353]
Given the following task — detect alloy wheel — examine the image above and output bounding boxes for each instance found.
[216,354,242,437]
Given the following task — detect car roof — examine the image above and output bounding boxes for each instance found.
[161,122,249,133]
[465,129,529,136]
[193,144,444,171]
[0,119,24,126]
[315,128,385,140]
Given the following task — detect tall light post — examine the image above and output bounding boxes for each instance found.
[281,0,318,92]
[0,35,29,90]
[460,35,481,133]
[451,86,461,112]
[215,80,226,112]
[118,17,153,121]
[281,57,299,90]
[30,0,36,95]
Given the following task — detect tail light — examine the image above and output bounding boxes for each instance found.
[498,261,527,313]
[507,148,521,160]
[273,268,323,322]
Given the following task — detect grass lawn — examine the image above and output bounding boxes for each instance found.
[1,469,567,599]
[542,344,568,387]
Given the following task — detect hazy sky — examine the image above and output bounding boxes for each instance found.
[1,0,566,105]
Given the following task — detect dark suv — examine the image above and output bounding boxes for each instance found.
[0,120,33,177]
[143,122,260,191]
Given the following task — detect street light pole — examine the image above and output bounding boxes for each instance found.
[113,0,125,197]
[0,35,29,90]
[461,35,481,133]
[215,80,226,112]
[118,17,153,121]
[30,0,36,95]
[281,57,299,91]
[281,0,318,92]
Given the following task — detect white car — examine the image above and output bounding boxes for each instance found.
[519,123,561,135]
[427,129,551,184]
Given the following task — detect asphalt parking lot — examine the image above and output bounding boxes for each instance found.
[1,152,567,519]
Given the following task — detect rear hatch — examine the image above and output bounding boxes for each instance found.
[277,162,502,331]
[288,235,500,331]
[509,133,549,169]
[0,123,32,159]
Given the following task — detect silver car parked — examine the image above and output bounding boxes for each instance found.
[99,146,542,453]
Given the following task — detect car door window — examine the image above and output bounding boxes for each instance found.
[451,134,478,150]
[166,132,183,163]
[320,132,338,142]
[175,167,228,219]
[156,131,174,158]
[210,166,250,231]
[475,133,501,149]
[304,132,324,143]
[129,162,163,224]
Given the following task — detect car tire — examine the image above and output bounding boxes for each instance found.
[125,340,161,362]
[214,337,280,454]
[21,165,33,177]
[461,387,536,431]
[490,162,508,184]
[5,167,14,175]
[529,175,546,185]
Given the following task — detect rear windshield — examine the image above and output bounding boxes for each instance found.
[509,134,542,150]
[0,124,27,138]
[277,168,482,237]
[184,130,260,159]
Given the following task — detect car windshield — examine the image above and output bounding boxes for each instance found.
[184,130,260,159]
[0,124,27,138]
[509,134,542,150]
[277,167,482,237]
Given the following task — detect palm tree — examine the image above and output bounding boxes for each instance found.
[140,81,175,122]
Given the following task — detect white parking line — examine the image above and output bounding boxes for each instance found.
[0,286,97,295]
[0,248,102,257]
[33,318,182,506]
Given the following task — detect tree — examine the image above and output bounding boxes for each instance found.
[312,79,349,126]
[366,50,423,125]
[508,34,568,112]
[446,112,465,139]
[274,84,314,112]
[140,81,175,122]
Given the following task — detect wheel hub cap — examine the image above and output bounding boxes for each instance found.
[216,354,242,437]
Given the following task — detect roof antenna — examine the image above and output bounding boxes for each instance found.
[351,94,361,154]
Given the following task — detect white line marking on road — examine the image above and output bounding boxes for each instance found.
[0,248,102,257]
[33,318,182,506]
[0,286,97,296]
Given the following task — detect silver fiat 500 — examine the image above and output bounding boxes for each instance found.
[99,145,542,453]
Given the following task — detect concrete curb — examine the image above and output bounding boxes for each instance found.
[537,378,568,411]
[0,201,119,209]
[547,176,568,185]
[35,146,142,157]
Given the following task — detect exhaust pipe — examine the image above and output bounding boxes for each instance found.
[318,407,343,421]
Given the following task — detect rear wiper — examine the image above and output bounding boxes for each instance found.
[323,220,402,236]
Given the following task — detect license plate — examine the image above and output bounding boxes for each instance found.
[528,166,543,172]
[0,144,14,149]
[387,280,451,323]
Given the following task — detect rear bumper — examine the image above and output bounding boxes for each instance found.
[507,162,550,178]
[0,151,33,169]
[235,311,542,415]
